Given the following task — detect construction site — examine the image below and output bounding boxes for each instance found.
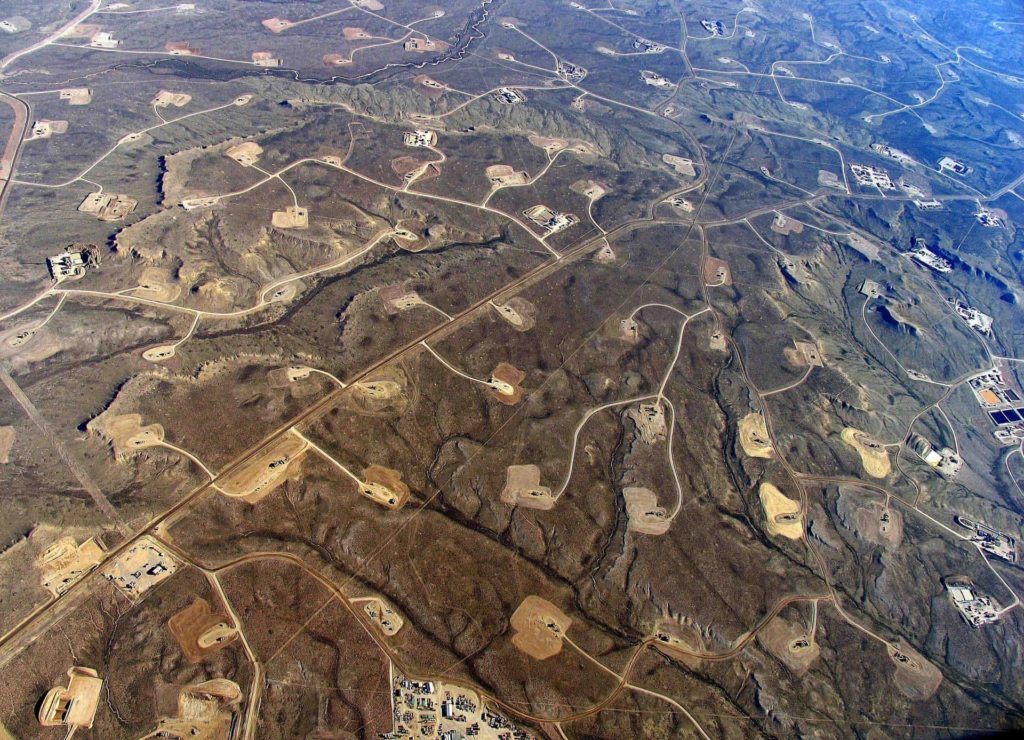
[944,576,1001,627]
[37,666,103,733]
[36,536,107,597]
[225,141,263,166]
[271,205,309,229]
[102,536,180,601]
[522,205,578,235]
[739,413,774,458]
[357,464,411,509]
[77,192,138,221]
[146,679,242,740]
[486,164,529,187]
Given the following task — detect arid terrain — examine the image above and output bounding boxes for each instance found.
[1,0,1024,738]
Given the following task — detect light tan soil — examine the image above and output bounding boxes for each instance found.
[888,642,943,700]
[623,487,670,535]
[492,297,536,332]
[0,426,12,464]
[501,464,554,509]
[739,413,773,458]
[759,483,802,539]
[757,615,819,677]
[87,412,165,460]
[359,465,411,509]
[168,598,239,663]
[841,427,891,478]
[216,434,307,503]
[489,363,526,405]
[271,206,309,229]
[510,596,572,660]
[662,154,696,176]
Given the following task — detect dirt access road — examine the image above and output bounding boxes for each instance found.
[0,91,28,211]
[0,0,104,215]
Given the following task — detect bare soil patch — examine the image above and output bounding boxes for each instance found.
[783,339,823,368]
[570,179,608,200]
[662,154,696,176]
[528,135,569,152]
[771,212,804,235]
[342,366,412,417]
[62,23,101,38]
[225,141,262,166]
[888,642,943,700]
[487,164,530,186]
[135,267,181,303]
[168,598,239,663]
[262,18,294,32]
[623,487,670,534]
[489,362,525,405]
[391,155,425,177]
[757,615,819,677]
[87,412,165,460]
[266,366,316,390]
[652,618,705,669]
[852,499,903,549]
[36,536,107,598]
[759,483,802,539]
[165,41,201,55]
[271,205,309,229]
[360,597,404,637]
[619,317,640,343]
[217,433,307,503]
[844,233,880,261]
[379,283,426,314]
[510,596,572,660]
[0,426,12,464]
[501,464,554,509]
[739,413,773,458]
[359,465,411,509]
[703,256,732,286]
[594,242,615,263]
[152,90,191,108]
[59,88,92,105]
[491,297,536,331]
[841,427,890,478]
[149,680,241,739]
[626,401,666,444]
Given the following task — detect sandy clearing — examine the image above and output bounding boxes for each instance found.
[738,413,773,458]
[501,464,554,509]
[841,427,890,478]
[510,596,571,660]
[757,615,819,677]
[760,483,802,539]
[623,487,670,535]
